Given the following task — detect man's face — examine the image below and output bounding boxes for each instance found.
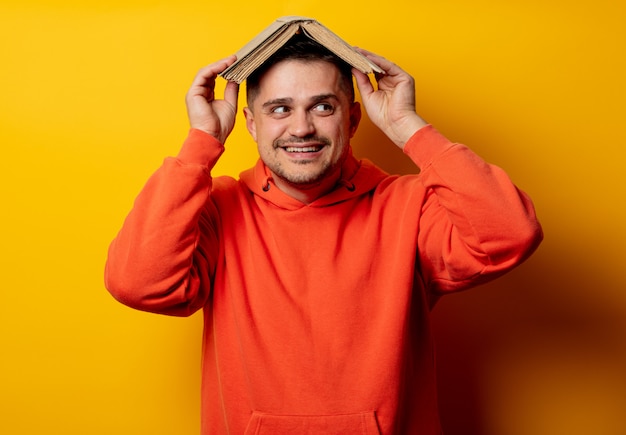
[244,60,360,188]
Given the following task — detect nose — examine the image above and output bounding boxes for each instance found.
[288,109,315,137]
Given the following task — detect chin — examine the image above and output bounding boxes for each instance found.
[283,173,326,187]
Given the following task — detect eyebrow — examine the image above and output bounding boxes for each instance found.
[262,97,292,109]
[261,93,339,109]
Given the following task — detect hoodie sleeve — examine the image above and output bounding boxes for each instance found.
[403,125,543,294]
[104,129,224,316]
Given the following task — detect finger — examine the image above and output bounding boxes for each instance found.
[355,47,403,77]
[191,55,237,88]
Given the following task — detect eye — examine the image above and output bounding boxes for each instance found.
[312,103,334,114]
[271,105,289,114]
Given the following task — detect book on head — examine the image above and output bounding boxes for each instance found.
[219,16,384,84]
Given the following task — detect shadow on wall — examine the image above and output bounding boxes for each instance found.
[433,240,626,435]
[352,121,626,435]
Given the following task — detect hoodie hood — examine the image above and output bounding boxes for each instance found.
[239,147,389,210]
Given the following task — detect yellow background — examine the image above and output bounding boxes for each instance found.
[1,1,625,434]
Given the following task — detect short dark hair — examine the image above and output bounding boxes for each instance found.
[246,33,355,106]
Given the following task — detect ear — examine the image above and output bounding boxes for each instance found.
[243,107,257,142]
[349,101,362,138]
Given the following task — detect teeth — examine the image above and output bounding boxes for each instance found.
[285,146,320,153]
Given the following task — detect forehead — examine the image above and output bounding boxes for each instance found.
[253,59,344,101]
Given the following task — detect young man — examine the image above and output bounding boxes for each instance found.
[105,34,542,434]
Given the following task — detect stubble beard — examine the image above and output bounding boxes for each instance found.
[272,159,332,187]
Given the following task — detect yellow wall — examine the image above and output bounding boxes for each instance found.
[1,1,625,434]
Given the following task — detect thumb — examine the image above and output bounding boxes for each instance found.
[223,80,240,111]
[353,69,375,101]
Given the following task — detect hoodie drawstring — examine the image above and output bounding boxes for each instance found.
[262,175,272,192]
[337,179,356,192]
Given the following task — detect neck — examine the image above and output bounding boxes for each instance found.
[271,171,341,205]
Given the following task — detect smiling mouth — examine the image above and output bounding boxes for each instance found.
[275,136,331,154]
[283,146,323,153]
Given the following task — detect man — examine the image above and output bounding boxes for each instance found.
[105,32,542,434]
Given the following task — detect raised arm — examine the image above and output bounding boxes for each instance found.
[105,58,239,316]
[355,49,542,296]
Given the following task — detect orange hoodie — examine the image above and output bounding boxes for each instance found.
[105,125,542,434]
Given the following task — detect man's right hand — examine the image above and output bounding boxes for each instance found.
[185,56,240,144]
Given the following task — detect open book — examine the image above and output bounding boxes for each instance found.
[220,16,384,83]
